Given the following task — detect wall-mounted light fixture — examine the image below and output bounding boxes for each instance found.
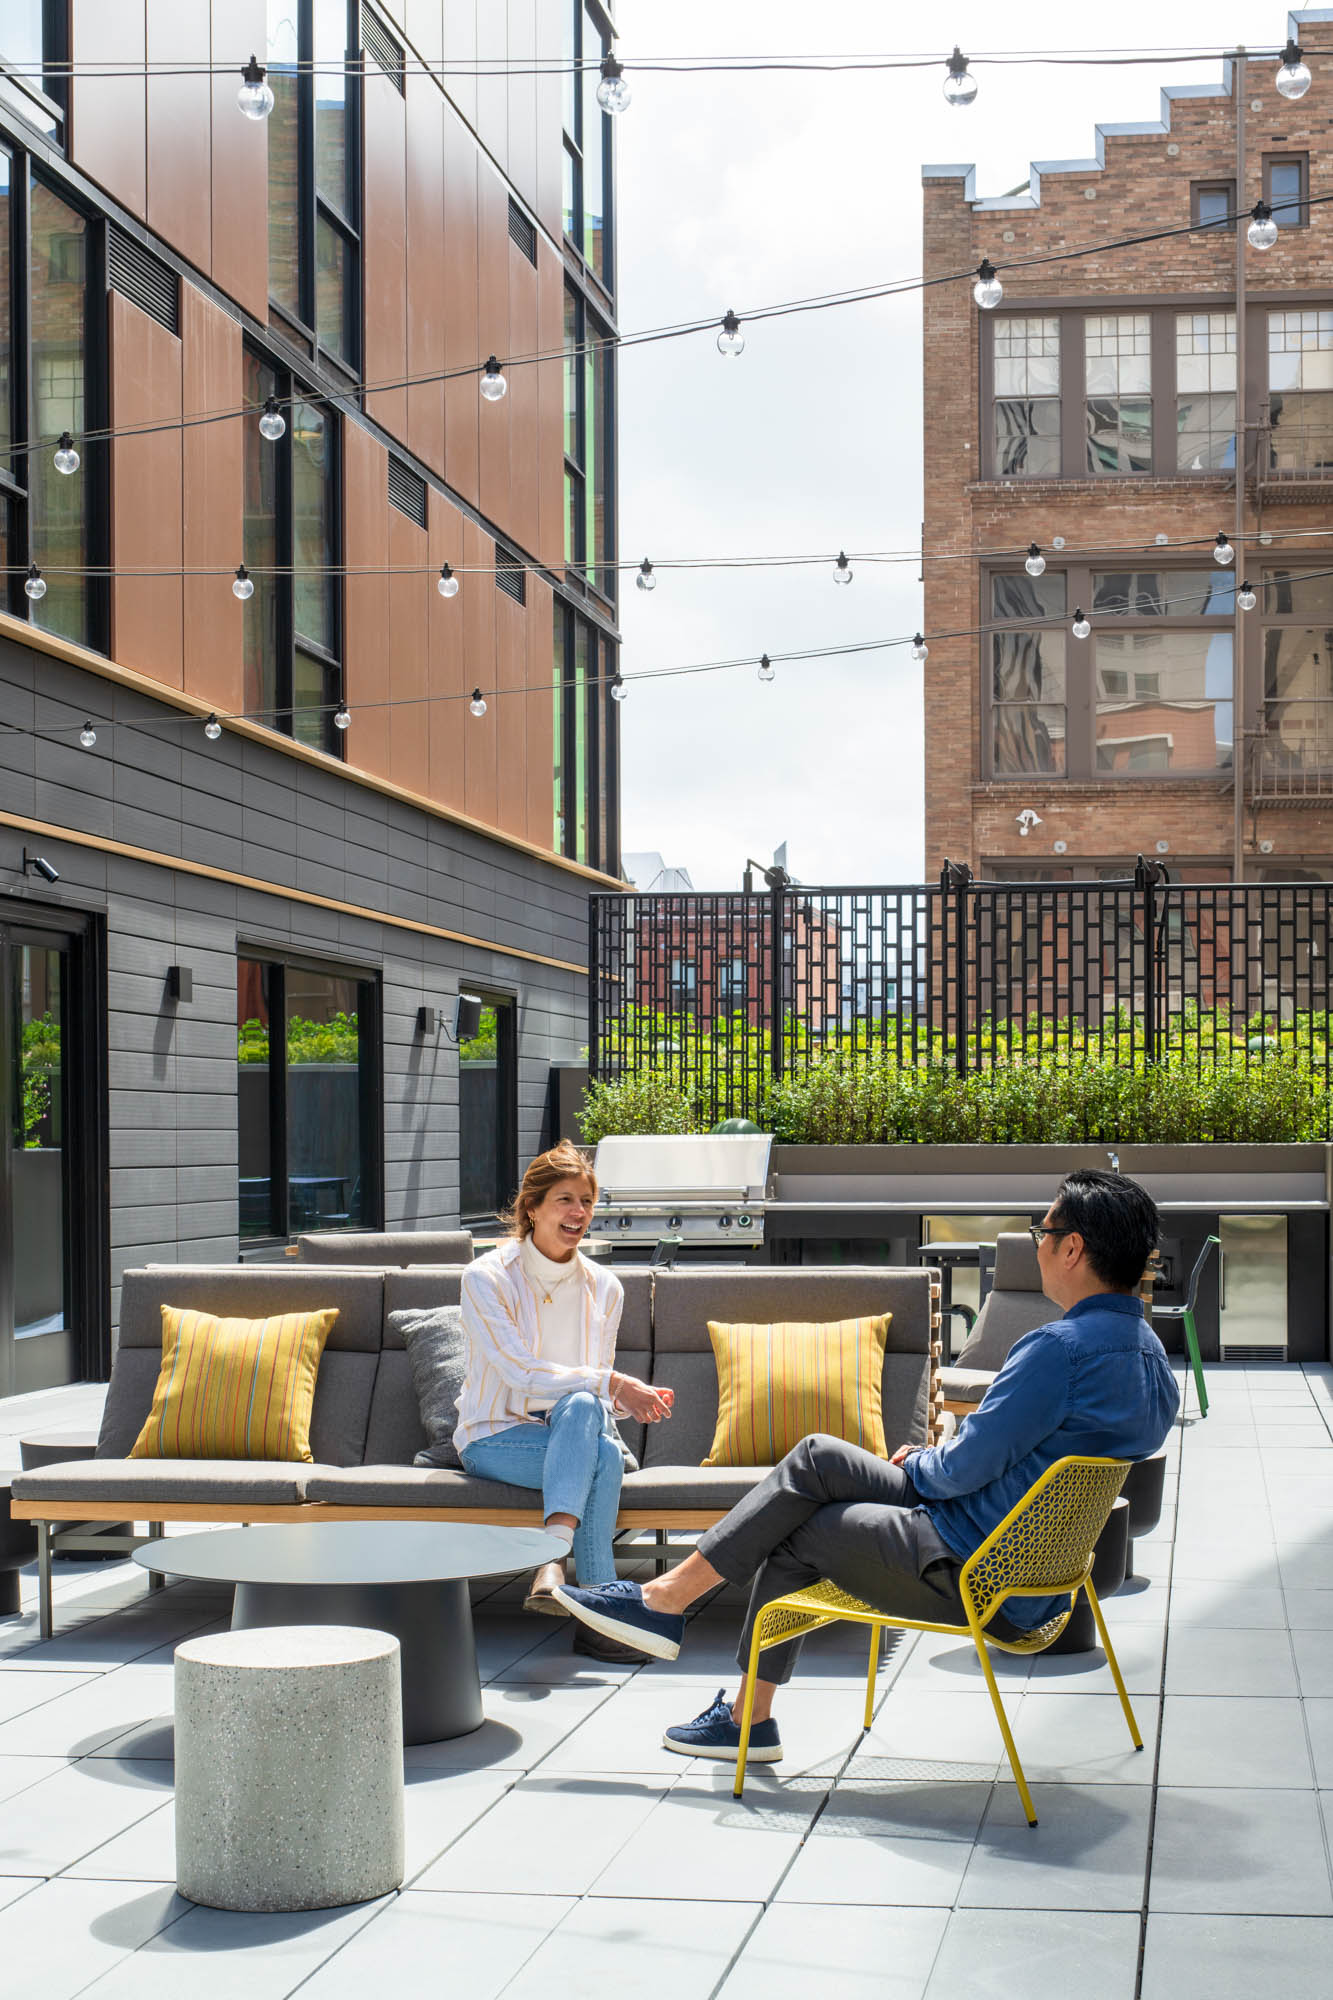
[1016,808,1043,838]
[22,849,59,883]
[417,994,485,1040]
[167,966,193,1003]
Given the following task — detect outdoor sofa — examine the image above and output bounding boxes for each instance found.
[10,1261,943,1636]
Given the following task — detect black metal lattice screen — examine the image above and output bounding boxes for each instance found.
[588,872,1333,1127]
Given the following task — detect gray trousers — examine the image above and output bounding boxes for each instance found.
[697,1434,1013,1685]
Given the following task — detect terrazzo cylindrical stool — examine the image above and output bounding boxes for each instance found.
[174,1624,405,1912]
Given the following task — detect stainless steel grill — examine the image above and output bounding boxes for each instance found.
[590,1134,773,1257]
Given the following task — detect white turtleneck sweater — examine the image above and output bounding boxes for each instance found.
[519,1236,586,1381]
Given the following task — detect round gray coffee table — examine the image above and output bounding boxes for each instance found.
[133,1522,563,1744]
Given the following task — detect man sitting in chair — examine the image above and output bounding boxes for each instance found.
[555,1169,1179,1763]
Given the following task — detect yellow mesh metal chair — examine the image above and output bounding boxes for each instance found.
[734,1455,1141,1823]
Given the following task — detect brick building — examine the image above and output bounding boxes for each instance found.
[0,4,622,1395]
[921,8,1333,884]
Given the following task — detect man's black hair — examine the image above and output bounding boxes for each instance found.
[1050,1169,1160,1292]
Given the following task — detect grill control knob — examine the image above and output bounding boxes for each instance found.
[719,1214,732,1228]
[669,1215,682,1230]
[618,1215,631,1229]
[738,1213,752,1228]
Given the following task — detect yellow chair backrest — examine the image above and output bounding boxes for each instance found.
[961,1455,1130,1632]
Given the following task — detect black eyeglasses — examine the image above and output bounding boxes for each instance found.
[1029,1224,1074,1249]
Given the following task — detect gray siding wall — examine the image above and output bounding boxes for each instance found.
[0,632,596,1341]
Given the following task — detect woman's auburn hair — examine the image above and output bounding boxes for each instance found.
[506,1140,598,1240]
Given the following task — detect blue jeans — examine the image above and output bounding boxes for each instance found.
[459,1391,624,1585]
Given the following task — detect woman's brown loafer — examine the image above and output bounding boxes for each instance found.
[523,1558,570,1615]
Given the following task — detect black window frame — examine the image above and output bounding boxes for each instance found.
[266,0,362,378]
[243,344,344,756]
[563,279,616,605]
[0,3,67,149]
[1263,151,1309,229]
[561,0,614,301]
[0,137,108,647]
[553,595,618,874]
[237,950,383,1249]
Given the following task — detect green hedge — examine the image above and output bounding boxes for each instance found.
[580,1051,1329,1146]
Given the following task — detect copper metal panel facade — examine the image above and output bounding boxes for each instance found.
[210,0,268,319]
[388,505,431,799]
[146,0,211,272]
[343,423,392,783]
[182,284,245,713]
[363,60,409,438]
[427,487,467,810]
[494,590,528,840]
[404,72,447,480]
[524,572,555,846]
[69,1,147,219]
[109,294,184,686]
[442,105,481,507]
[476,162,512,530]
[462,518,498,828]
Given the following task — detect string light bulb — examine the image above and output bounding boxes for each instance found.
[833,551,853,585]
[469,688,488,716]
[480,356,508,401]
[237,54,275,120]
[596,54,631,114]
[972,260,1002,310]
[258,396,286,441]
[24,565,45,601]
[1238,581,1257,611]
[334,703,351,731]
[1275,39,1311,100]
[1072,608,1091,639]
[79,720,97,749]
[1024,543,1046,577]
[910,633,928,662]
[611,674,627,701]
[717,309,745,358]
[204,714,222,740]
[757,654,775,682]
[1247,201,1278,249]
[943,47,977,106]
[636,559,656,592]
[232,564,254,600]
[53,432,80,475]
[1213,531,1235,566]
[437,562,459,598]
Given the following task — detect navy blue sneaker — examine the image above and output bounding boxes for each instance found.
[552,1580,685,1661]
[663,1689,782,1763]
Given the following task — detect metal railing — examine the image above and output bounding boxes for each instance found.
[589,864,1333,1124]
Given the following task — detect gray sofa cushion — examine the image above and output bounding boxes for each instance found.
[394,1306,466,1469]
[363,1351,429,1465]
[937,1366,996,1406]
[12,1459,311,1505]
[382,1269,466,1331]
[956,1234,1056,1372]
[299,1230,474,1265]
[306,1465,541,1509]
[618,1464,766,1509]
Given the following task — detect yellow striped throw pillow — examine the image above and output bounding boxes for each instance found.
[703,1316,892,1467]
[128,1306,338,1462]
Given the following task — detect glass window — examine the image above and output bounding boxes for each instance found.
[1176,311,1236,471]
[992,316,1060,476]
[1266,154,1307,227]
[238,956,379,1241]
[554,600,616,868]
[573,619,590,863]
[0,148,10,473]
[1192,182,1234,229]
[992,630,1066,774]
[581,7,607,284]
[1267,310,1333,473]
[244,351,341,753]
[28,179,88,646]
[564,283,614,597]
[1092,570,1233,617]
[1262,569,1333,619]
[561,1,612,293]
[267,0,359,369]
[0,2,66,141]
[1261,628,1333,780]
[552,605,566,849]
[992,572,1066,621]
[1085,314,1152,473]
[1094,631,1233,773]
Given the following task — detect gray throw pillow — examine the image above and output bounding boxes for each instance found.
[391,1305,467,1470]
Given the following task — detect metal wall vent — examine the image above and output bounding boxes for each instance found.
[1220,1345,1289,1364]
[107,226,179,337]
[507,197,537,266]
[362,6,405,93]
[387,455,427,528]
[495,544,526,604]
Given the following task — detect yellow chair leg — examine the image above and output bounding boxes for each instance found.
[972,1632,1038,1827]
[1085,1581,1143,1750]
[733,1621,767,1800]
[863,1624,881,1731]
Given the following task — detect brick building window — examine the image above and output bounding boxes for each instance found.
[1176,312,1236,471]
[992,316,1061,476]
[1091,571,1233,775]
[1260,569,1333,785]
[1263,152,1308,228]
[990,573,1067,774]
[1267,310,1333,473]
[1190,181,1234,230]
[1085,315,1152,473]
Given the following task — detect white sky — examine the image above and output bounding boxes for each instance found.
[613,1,1312,887]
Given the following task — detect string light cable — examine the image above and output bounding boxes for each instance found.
[4,178,1328,470]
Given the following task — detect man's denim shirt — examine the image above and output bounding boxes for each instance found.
[908,1292,1179,1626]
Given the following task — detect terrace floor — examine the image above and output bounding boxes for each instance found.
[0,1364,1331,1999]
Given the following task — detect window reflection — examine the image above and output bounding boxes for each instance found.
[266,3,300,319]
[992,630,1066,774]
[29,180,87,645]
[1094,631,1233,773]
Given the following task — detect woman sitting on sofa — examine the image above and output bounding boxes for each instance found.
[456,1140,673,1662]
